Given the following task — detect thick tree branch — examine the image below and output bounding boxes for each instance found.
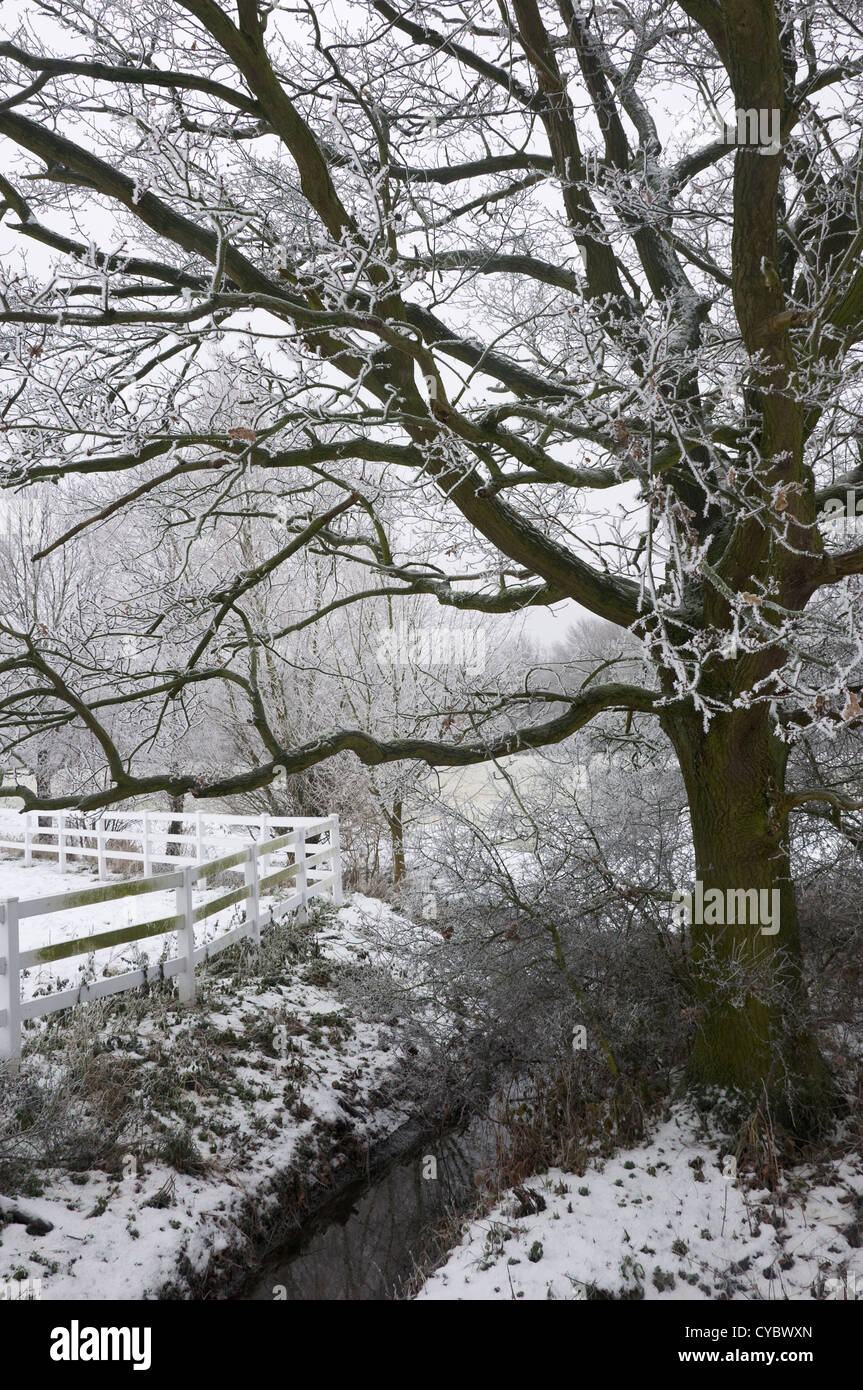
[0,682,660,811]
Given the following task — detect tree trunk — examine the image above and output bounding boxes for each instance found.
[166,792,185,857]
[389,799,406,884]
[36,747,52,839]
[664,706,837,1134]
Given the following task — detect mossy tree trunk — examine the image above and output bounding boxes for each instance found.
[664,705,836,1132]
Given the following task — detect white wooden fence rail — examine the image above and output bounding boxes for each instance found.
[0,809,332,877]
[0,813,343,1068]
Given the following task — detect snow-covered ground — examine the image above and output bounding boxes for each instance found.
[417,1103,863,1301]
[5,862,860,1305]
[0,883,417,1301]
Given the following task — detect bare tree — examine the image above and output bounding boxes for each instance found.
[1,0,862,1129]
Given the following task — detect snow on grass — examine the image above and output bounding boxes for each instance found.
[0,888,418,1301]
[332,891,443,959]
[416,1103,863,1301]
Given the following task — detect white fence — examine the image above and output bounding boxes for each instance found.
[0,809,328,879]
[0,813,343,1067]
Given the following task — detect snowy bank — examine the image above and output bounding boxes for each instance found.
[0,888,427,1301]
[417,1103,863,1301]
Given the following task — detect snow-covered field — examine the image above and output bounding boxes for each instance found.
[0,854,302,1003]
[417,1104,863,1301]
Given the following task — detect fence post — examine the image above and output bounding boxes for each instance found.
[175,866,196,1003]
[24,813,32,868]
[0,898,21,1070]
[328,814,344,907]
[57,812,67,873]
[142,811,152,876]
[294,828,308,924]
[96,815,107,879]
[244,845,261,947]
[195,809,207,889]
[260,814,271,879]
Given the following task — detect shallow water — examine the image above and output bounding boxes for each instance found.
[245,1117,496,1300]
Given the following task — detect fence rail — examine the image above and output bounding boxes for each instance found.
[0,813,343,1066]
[0,809,331,879]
